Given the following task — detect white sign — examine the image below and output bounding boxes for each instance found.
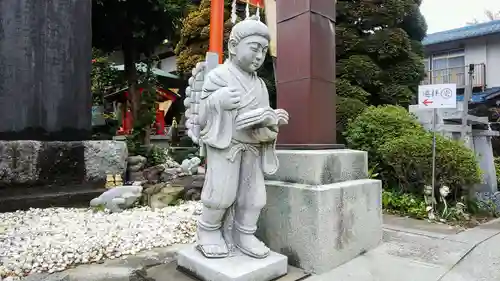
[418,84,457,109]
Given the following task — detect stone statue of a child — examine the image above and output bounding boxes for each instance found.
[184,16,289,259]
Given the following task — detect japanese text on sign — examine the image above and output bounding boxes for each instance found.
[418,84,457,109]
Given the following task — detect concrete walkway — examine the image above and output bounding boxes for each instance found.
[308,215,500,281]
[22,215,500,281]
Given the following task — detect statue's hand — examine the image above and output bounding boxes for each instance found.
[218,88,241,111]
[275,109,289,125]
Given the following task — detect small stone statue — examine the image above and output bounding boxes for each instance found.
[423,185,436,220]
[180,157,202,175]
[184,16,289,259]
[90,185,143,213]
[105,174,116,188]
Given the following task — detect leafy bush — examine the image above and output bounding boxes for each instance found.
[146,145,169,167]
[495,157,500,186]
[379,132,482,198]
[382,190,427,219]
[345,105,482,201]
[336,97,367,143]
[337,97,367,130]
[344,105,425,164]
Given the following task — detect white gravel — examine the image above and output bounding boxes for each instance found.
[0,201,202,279]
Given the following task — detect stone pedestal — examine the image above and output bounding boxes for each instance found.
[472,129,499,194]
[259,149,383,274]
[177,246,288,281]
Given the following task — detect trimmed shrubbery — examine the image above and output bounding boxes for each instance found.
[345,105,482,202]
[379,132,482,198]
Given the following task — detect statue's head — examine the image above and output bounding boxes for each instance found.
[228,16,270,73]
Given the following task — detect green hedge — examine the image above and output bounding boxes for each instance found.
[379,133,482,197]
[344,104,423,164]
[336,97,367,143]
[345,105,482,198]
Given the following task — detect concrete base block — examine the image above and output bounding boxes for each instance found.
[264,149,368,185]
[177,246,288,281]
[259,179,382,274]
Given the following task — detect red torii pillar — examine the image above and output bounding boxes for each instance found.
[209,0,225,63]
[209,0,264,63]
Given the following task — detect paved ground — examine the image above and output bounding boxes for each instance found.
[308,215,500,281]
[20,215,500,281]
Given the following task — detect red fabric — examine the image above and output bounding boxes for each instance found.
[239,0,264,7]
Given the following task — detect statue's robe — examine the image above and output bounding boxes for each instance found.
[197,61,278,215]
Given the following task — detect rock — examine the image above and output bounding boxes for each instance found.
[84,141,128,181]
[143,183,184,209]
[164,157,180,168]
[0,141,41,184]
[127,156,147,182]
[129,172,145,182]
[90,185,143,213]
[128,164,144,172]
[128,155,147,166]
[169,175,204,201]
[0,140,127,188]
[160,168,179,182]
[143,165,166,184]
[0,140,127,185]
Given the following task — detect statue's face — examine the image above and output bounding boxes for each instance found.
[232,35,269,72]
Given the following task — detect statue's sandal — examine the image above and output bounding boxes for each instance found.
[196,244,230,258]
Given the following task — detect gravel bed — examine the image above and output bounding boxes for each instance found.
[0,201,201,280]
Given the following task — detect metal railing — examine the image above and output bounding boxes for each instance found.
[421,63,486,89]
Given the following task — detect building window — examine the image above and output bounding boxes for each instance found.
[430,50,465,85]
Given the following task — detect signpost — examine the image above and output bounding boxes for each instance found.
[418,83,457,191]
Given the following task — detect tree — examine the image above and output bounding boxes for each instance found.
[467,10,500,25]
[174,0,234,74]
[92,0,187,148]
[175,0,277,104]
[336,0,427,106]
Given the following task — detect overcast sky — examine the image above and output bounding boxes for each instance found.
[421,0,500,34]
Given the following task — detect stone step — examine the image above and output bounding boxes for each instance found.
[0,187,105,212]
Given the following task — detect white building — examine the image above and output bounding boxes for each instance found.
[107,44,178,74]
[422,20,500,100]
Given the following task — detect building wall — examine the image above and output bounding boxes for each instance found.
[485,36,500,88]
[464,36,500,88]
[157,56,177,73]
[424,34,500,89]
[106,45,177,74]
